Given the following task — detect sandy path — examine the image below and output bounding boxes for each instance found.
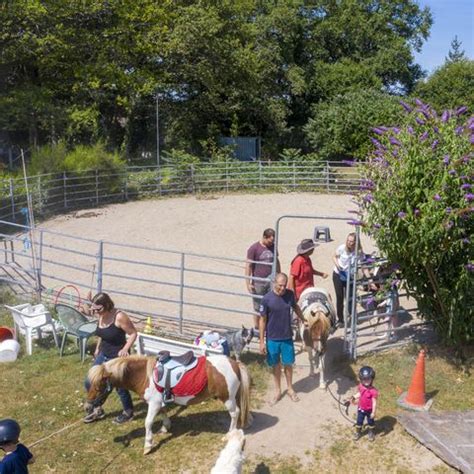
[245,339,446,472]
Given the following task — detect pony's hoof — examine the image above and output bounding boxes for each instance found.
[159,425,168,434]
[319,383,328,390]
[143,445,153,455]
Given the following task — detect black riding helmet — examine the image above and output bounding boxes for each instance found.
[359,366,376,381]
[0,419,21,444]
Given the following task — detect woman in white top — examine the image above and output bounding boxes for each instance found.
[332,233,358,326]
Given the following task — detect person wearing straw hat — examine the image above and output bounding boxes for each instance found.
[288,238,328,301]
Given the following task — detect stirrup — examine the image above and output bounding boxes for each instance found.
[163,392,174,404]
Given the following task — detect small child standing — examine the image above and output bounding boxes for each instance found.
[0,419,35,474]
[348,366,378,441]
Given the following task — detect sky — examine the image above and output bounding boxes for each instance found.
[414,0,473,74]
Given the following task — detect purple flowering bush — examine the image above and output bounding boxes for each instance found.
[355,100,473,346]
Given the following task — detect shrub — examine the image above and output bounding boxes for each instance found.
[28,142,68,176]
[63,143,125,175]
[354,100,473,347]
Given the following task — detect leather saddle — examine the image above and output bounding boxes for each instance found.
[154,350,198,402]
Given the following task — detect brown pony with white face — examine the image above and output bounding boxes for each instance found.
[85,354,252,454]
[299,287,333,388]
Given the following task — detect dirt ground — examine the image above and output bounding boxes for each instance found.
[245,344,446,472]
[29,192,447,471]
[33,192,374,331]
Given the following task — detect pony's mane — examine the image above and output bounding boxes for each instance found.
[303,303,331,333]
[89,355,155,386]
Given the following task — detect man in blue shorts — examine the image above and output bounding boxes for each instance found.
[259,272,305,405]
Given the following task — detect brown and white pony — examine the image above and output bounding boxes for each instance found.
[84,354,251,454]
[298,287,334,388]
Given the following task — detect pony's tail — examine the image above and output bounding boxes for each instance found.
[237,361,252,428]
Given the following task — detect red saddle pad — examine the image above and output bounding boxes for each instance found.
[155,356,208,398]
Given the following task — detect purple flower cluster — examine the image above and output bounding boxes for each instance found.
[372,127,387,136]
[443,155,450,165]
[465,193,474,202]
[363,193,373,203]
[466,263,474,272]
[359,179,375,191]
[399,100,412,113]
[347,219,364,226]
[420,131,429,142]
[461,183,471,190]
[433,194,441,201]
[441,110,451,123]
[397,211,406,218]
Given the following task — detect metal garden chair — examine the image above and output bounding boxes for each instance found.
[55,303,97,363]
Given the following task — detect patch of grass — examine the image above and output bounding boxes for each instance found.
[0,303,270,473]
[354,345,474,415]
[1,297,468,473]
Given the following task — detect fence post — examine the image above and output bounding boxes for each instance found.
[225,161,229,192]
[258,161,262,188]
[95,169,99,205]
[179,253,185,335]
[156,166,162,196]
[63,172,68,209]
[190,164,195,194]
[37,176,43,214]
[326,162,330,192]
[37,230,44,300]
[9,178,16,220]
[96,240,104,293]
[124,171,129,201]
[292,161,296,188]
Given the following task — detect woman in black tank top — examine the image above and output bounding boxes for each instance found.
[83,292,138,424]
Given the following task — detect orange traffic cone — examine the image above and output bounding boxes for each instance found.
[397,349,433,411]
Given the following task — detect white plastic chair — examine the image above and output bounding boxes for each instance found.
[4,303,60,355]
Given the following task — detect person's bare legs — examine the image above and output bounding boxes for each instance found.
[284,365,299,401]
[271,363,282,404]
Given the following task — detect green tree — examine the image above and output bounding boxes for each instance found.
[304,89,403,160]
[446,35,466,63]
[414,60,474,112]
[355,101,473,347]
[0,0,433,157]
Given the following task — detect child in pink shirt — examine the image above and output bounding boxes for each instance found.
[348,366,378,441]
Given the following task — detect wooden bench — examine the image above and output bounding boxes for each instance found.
[134,332,224,357]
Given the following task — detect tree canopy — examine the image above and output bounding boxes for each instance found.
[1,0,433,158]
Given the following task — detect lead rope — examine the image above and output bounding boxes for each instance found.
[321,356,356,425]
[28,419,83,449]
